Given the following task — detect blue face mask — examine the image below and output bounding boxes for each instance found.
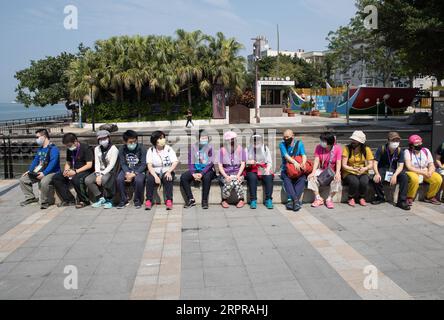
[199,140,209,147]
[127,143,138,151]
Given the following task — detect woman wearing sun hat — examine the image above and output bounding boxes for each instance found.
[404,135,442,206]
[218,131,247,209]
[341,130,374,207]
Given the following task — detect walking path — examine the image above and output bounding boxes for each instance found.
[0,182,443,300]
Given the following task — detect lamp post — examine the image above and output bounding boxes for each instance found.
[346,81,351,125]
[252,37,262,124]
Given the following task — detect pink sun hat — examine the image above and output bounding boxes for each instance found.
[224,131,238,141]
[408,135,423,145]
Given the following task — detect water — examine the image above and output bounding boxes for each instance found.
[0,103,69,121]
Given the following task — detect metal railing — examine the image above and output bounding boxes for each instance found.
[0,113,72,136]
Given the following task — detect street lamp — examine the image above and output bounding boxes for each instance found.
[346,81,351,125]
[252,37,262,124]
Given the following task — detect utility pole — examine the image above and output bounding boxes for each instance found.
[252,37,262,123]
[346,81,351,125]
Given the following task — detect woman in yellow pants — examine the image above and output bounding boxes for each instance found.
[404,135,442,206]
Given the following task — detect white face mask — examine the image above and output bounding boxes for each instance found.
[36,136,45,146]
[99,139,110,148]
[320,141,328,149]
[389,142,400,150]
[68,145,77,152]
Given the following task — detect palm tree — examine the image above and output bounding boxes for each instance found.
[175,29,207,107]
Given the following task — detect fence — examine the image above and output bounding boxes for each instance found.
[0,113,72,136]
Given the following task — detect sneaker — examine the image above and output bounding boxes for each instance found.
[58,201,76,208]
[103,201,113,209]
[348,198,356,207]
[293,201,302,212]
[286,201,294,211]
[202,201,209,210]
[250,200,257,209]
[134,202,142,209]
[166,200,173,210]
[92,197,106,208]
[117,202,129,209]
[406,198,414,206]
[75,202,90,209]
[236,200,245,208]
[359,198,368,207]
[371,198,385,205]
[396,202,411,211]
[325,199,335,209]
[40,203,51,210]
[184,199,196,209]
[424,197,441,205]
[221,201,230,209]
[265,199,274,210]
[20,198,38,207]
[145,200,153,211]
[311,198,324,208]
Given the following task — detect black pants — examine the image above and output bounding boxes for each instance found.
[180,170,217,203]
[373,169,408,203]
[343,174,370,200]
[53,171,91,204]
[246,172,273,201]
[146,173,175,202]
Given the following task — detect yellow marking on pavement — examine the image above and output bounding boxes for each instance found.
[276,205,413,300]
[0,206,65,262]
[130,206,182,300]
[412,202,444,226]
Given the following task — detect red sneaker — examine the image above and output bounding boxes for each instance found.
[145,200,153,211]
[236,200,245,208]
[406,198,414,206]
[221,201,230,209]
[359,198,367,207]
[166,200,173,210]
[424,197,441,205]
[348,198,356,207]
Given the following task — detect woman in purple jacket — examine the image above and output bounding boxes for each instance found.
[180,130,217,209]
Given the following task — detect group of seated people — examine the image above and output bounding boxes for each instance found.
[19,128,444,212]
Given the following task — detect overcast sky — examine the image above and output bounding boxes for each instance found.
[0,0,357,102]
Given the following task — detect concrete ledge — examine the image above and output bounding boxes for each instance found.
[83,119,229,129]
[54,176,437,206]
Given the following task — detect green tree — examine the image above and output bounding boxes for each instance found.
[15,52,75,107]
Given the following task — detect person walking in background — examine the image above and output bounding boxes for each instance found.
[245,134,274,210]
[404,135,442,206]
[181,130,216,210]
[371,132,410,211]
[218,131,247,209]
[435,140,444,202]
[19,129,60,209]
[185,108,194,128]
[342,131,374,207]
[279,129,308,212]
[116,130,147,209]
[145,131,179,211]
[307,132,342,209]
[85,130,119,209]
[53,133,93,209]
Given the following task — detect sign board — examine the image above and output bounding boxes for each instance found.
[432,98,444,154]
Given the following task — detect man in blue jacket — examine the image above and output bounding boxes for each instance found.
[19,129,61,209]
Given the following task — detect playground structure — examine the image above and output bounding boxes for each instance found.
[290,86,419,115]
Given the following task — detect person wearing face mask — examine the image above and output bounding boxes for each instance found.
[19,129,60,209]
[85,130,119,209]
[246,134,274,209]
[279,129,307,212]
[53,133,94,209]
[434,141,444,203]
[145,131,179,211]
[116,130,147,209]
[307,132,342,209]
[218,131,247,209]
[404,135,442,206]
[342,131,374,207]
[180,130,216,210]
[371,132,410,211]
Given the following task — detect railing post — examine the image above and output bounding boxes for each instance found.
[2,137,8,179]
[7,137,13,179]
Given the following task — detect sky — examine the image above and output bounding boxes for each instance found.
[0,0,357,102]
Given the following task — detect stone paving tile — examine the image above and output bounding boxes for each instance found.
[253,280,309,300]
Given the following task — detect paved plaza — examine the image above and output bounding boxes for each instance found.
[0,179,443,300]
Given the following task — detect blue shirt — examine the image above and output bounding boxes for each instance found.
[279,140,306,172]
[28,144,61,176]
